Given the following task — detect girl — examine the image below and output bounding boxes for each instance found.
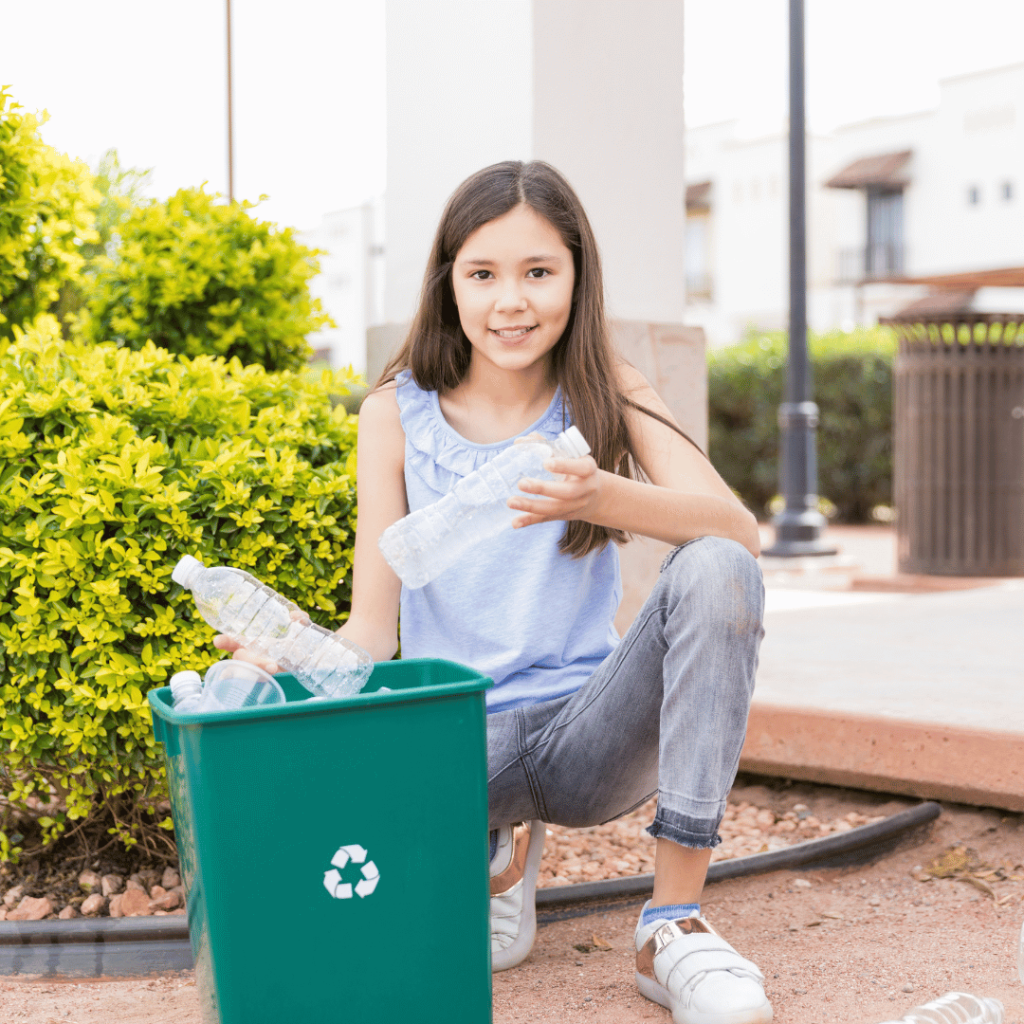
[220,161,772,1024]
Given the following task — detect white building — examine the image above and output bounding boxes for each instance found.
[686,61,1024,348]
[300,197,385,376]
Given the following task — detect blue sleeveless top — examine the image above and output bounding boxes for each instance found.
[394,370,621,713]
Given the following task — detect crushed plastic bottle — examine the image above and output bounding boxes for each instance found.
[379,425,591,588]
[172,555,373,699]
[170,660,285,714]
[877,991,1004,1024]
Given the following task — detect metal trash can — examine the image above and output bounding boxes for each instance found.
[149,658,493,1024]
[887,313,1024,575]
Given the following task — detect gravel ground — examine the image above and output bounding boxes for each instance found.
[3,777,1022,1024]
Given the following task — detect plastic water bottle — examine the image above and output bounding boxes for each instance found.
[172,555,373,699]
[170,660,285,714]
[378,426,591,588]
[877,991,1004,1024]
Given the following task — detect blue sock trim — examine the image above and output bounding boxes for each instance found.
[641,902,700,927]
[489,828,498,862]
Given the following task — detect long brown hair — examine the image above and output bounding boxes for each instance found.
[376,160,697,557]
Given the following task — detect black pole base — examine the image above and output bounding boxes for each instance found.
[763,508,838,558]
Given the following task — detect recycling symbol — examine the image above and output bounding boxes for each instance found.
[323,843,380,900]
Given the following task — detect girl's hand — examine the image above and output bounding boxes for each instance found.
[211,607,312,676]
[212,634,282,676]
[508,434,601,528]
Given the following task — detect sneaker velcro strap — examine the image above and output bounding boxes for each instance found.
[490,822,531,897]
[639,924,766,995]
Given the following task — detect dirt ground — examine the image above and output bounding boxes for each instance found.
[2,783,1022,1024]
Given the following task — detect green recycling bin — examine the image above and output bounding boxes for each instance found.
[149,658,493,1024]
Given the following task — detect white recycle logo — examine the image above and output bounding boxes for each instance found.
[323,844,380,900]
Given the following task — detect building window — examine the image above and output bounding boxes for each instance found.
[967,185,981,205]
[1002,181,1014,202]
[685,213,713,300]
[866,188,904,278]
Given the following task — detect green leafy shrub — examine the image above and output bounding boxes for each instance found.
[708,327,896,522]
[0,316,360,862]
[0,87,100,339]
[79,187,332,372]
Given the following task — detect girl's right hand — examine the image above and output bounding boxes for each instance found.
[213,634,282,676]
[211,608,310,676]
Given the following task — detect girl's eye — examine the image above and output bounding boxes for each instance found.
[470,270,493,280]
[527,268,550,279]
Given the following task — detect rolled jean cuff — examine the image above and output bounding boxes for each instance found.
[646,811,722,850]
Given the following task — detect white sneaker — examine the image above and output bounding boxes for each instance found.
[634,903,773,1024]
[489,820,545,972]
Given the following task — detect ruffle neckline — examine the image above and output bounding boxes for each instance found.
[395,369,567,493]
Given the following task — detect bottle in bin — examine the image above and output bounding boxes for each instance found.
[378,425,591,589]
[170,660,285,713]
[172,555,372,699]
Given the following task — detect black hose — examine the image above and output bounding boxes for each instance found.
[536,800,941,923]
[0,801,941,975]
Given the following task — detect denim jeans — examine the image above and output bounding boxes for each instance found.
[486,536,765,849]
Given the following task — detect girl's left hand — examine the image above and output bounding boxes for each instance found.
[508,434,601,527]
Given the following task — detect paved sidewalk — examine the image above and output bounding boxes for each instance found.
[745,525,1024,810]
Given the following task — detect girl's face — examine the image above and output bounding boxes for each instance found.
[451,204,575,378]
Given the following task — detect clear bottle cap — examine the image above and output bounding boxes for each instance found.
[560,425,590,457]
[172,555,204,588]
[169,671,203,705]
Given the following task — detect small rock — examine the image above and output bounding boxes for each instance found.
[139,869,162,889]
[793,879,812,889]
[902,983,915,993]
[2,883,25,909]
[78,869,102,894]
[788,924,799,932]
[108,894,125,918]
[101,874,124,897]
[149,890,181,912]
[120,888,153,917]
[81,894,107,916]
[7,896,54,921]
[169,907,186,916]
[161,867,181,889]
[0,908,7,921]
[125,878,147,893]
[868,896,881,907]
[58,905,79,920]
[150,885,167,899]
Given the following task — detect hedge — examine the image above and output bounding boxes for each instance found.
[0,316,361,861]
[708,327,896,522]
[78,186,332,373]
[0,87,100,339]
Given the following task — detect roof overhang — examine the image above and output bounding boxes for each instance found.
[686,181,712,212]
[889,266,1024,289]
[825,150,913,190]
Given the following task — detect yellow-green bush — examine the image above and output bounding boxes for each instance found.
[78,187,331,372]
[0,88,100,339]
[0,316,361,861]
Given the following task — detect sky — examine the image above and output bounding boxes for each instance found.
[2,0,1023,233]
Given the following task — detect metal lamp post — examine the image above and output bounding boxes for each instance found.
[226,0,235,203]
[764,0,836,557]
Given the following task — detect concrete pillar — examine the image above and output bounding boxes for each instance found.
[378,0,702,628]
[383,0,686,326]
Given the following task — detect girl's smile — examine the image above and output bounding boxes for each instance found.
[491,325,537,340]
[451,203,575,376]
